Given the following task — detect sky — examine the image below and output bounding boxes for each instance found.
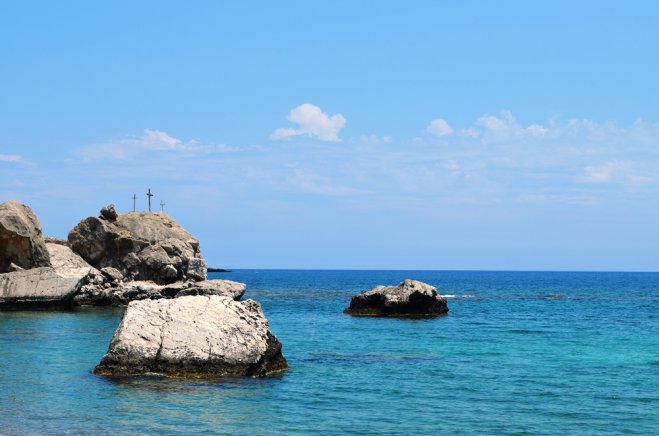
[1,1,659,271]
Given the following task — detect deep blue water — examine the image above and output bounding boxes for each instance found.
[2,270,659,434]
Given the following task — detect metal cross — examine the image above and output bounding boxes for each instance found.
[132,194,136,212]
[147,188,154,212]
[160,200,165,212]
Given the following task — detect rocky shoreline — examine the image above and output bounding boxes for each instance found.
[0,200,288,378]
[1,200,449,378]
[0,201,241,308]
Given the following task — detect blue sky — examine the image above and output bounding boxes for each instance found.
[2,1,659,270]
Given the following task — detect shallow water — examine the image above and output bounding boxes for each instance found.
[2,270,659,434]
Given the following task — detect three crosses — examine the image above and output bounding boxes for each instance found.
[132,189,165,212]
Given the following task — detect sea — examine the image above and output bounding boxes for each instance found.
[2,270,659,435]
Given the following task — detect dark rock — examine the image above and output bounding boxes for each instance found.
[186,258,207,281]
[99,204,118,221]
[344,279,448,317]
[207,267,231,273]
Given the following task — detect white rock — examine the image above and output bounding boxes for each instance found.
[94,295,287,377]
[0,267,88,307]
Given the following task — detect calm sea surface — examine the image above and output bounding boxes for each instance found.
[2,270,659,434]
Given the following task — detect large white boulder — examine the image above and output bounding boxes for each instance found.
[94,295,288,378]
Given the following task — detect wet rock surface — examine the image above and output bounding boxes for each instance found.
[344,279,448,317]
[94,295,288,378]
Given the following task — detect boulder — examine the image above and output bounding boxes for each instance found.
[0,267,88,307]
[73,279,246,306]
[0,200,51,273]
[344,279,448,317]
[46,242,97,278]
[186,257,207,281]
[68,208,207,284]
[94,295,288,378]
[0,243,95,308]
[99,203,118,221]
[100,267,124,282]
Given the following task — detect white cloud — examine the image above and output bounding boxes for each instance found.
[460,128,480,138]
[271,103,346,142]
[527,124,548,136]
[582,163,620,183]
[0,154,22,163]
[359,134,393,144]
[476,112,511,130]
[473,110,549,141]
[427,118,453,137]
[286,168,371,196]
[80,129,233,161]
[143,129,182,149]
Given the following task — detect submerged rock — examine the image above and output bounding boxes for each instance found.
[94,295,288,378]
[344,279,448,317]
[68,207,207,284]
[0,200,51,273]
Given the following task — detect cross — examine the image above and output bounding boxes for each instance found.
[147,188,154,212]
[160,200,165,212]
[132,194,136,212]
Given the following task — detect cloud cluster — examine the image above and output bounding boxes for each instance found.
[80,129,232,161]
[271,103,346,142]
[27,107,659,210]
[426,118,453,137]
[0,154,22,163]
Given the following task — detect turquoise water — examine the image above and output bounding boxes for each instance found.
[2,270,659,434]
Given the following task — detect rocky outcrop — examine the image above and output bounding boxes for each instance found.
[344,279,448,317]
[68,207,207,284]
[94,295,288,378]
[0,242,96,307]
[73,278,246,306]
[0,267,89,307]
[0,200,51,273]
